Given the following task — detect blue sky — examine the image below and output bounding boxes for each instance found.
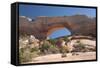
[49,28,71,39]
[19,4,96,39]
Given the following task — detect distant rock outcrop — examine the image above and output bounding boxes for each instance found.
[19,15,96,40]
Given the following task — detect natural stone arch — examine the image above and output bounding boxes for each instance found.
[19,15,96,40]
[46,22,72,36]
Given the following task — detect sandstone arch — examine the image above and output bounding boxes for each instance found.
[46,22,72,36]
[19,15,96,40]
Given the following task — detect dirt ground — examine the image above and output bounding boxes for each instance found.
[23,52,96,64]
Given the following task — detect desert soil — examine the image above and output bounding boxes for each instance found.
[24,52,96,64]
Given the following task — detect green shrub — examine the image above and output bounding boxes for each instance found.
[30,47,39,52]
[73,41,86,52]
[63,36,69,41]
[79,43,85,49]
[19,47,40,63]
[19,48,32,63]
[48,39,57,45]
[49,45,60,53]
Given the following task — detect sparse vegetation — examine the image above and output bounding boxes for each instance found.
[72,40,85,52]
[19,48,32,63]
[63,36,69,41]
[19,35,96,64]
[48,39,57,45]
[19,47,40,63]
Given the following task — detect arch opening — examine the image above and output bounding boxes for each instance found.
[48,28,71,39]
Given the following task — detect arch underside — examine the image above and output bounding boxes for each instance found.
[46,23,72,36]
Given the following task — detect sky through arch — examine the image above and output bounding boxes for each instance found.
[48,28,71,39]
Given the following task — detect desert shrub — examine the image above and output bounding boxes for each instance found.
[30,47,39,52]
[63,36,69,41]
[19,48,32,63]
[78,43,85,49]
[30,47,41,56]
[39,42,60,54]
[73,40,86,52]
[39,42,50,54]
[42,43,50,49]
[49,45,60,54]
[19,47,40,63]
[48,39,57,45]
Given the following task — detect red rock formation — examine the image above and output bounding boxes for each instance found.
[19,15,96,40]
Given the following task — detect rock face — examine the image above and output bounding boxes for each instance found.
[19,15,96,40]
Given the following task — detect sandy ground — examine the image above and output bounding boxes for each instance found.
[23,52,96,64]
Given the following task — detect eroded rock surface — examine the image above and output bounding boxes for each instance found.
[19,15,96,40]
